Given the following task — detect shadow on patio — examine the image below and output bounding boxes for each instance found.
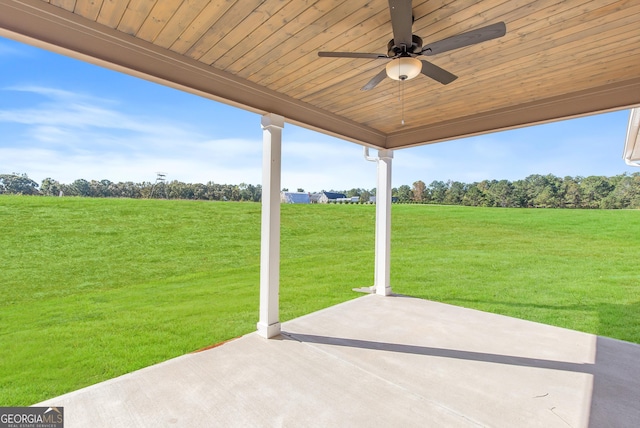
[39,294,640,427]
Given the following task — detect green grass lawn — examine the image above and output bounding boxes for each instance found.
[1,196,638,405]
[391,205,640,345]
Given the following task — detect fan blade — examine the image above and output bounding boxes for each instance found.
[361,68,388,91]
[420,60,457,85]
[422,22,506,56]
[388,0,413,48]
[318,52,387,59]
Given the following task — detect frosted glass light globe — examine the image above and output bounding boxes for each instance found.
[385,57,422,81]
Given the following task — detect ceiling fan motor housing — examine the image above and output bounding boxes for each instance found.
[387,35,423,57]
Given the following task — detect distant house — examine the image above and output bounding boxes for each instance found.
[318,191,347,203]
[309,193,322,204]
[281,192,310,204]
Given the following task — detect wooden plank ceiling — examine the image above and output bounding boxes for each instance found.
[1,0,639,149]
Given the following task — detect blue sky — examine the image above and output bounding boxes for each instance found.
[0,36,636,192]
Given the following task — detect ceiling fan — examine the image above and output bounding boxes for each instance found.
[318,0,506,91]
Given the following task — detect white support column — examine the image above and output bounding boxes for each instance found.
[374,149,393,296]
[257,113,284,338]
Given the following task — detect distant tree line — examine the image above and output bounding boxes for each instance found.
[394,173,640,209]
[0,173,261,202]
[2,172,640,208]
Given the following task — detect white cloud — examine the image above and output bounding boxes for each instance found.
[0,145,263,185]
[0,41,29,58]
[0,86,197,143]
[6,85,89,101]
[0,86,265,184]
[1,83,635,193]
[0,85,377,190]
[280,139,378,191]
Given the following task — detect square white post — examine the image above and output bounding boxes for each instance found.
[257,113,284,338]
[375,149,393,296]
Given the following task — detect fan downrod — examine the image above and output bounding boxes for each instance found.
[387,34,423,57]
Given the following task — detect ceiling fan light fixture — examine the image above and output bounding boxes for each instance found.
[386,57,422,81]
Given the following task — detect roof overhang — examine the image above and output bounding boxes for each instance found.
[1,0,639,150]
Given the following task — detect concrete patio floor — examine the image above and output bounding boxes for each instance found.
[38,294,640,427]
